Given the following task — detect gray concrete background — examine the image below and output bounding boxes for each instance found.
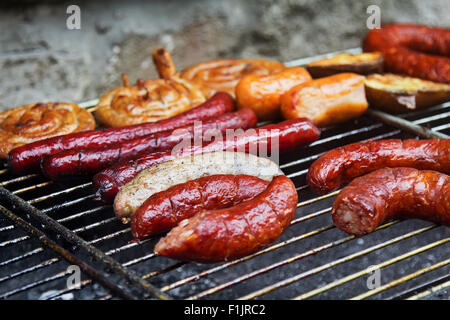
[1,0,449,110]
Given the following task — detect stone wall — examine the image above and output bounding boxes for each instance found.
[1,0,448,109]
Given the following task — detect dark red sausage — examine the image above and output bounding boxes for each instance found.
[132,174,269,240]
[8,92,235,175]
[41,109,257,180]
[307,139,450,194]
[332,167,450,236]
[363,23,450,83]
[93,118,320,203]
[154,175,298,263]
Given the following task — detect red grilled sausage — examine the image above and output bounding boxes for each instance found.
[7,92,235,175]
[363,23,450,83]
[332,167,450,236]
[307,139,450,194]
[41,109,257,180]
[154,175,298,263]
[93,118,320,203]
[132,174,270,240]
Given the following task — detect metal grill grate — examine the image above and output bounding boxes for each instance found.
[0,48,449,300]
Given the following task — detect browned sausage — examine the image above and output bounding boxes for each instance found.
[363,23,450,83]
[94,117,320,203]
[332,167,450,236]
[307,139,450,194]
[40,108,257,180]
[8,92,235,175]
[131,174,269,240]
[154,175,298,263]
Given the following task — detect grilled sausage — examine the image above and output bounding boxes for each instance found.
[41,108,257,180]
[8,92,235,175]
[114,151,284,221]
[363,23,450,83]
[93,118,320,203]
[332,167,450,236]
[307,139,450,194]
[154,175,298,263]
[132,174,270,240]
[280,73,368,127]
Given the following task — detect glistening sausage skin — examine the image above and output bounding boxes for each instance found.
[154,175,298,263]
[94,118,320,203]
[307,139,450,194]
[332,167,450,236]
[131,174,269,240]
[8,92,235,175]
[41,108,257,180]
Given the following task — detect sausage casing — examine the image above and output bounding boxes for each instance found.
[41,108,257,180]
[332,167,450,236]
[114,151,283,221]
[154,175,298,263]
[307,139,450,194]
[131,174,269,240]
[94,117,320,203]
[8,92,235,175]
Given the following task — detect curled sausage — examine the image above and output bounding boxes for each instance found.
[332,167,450,236]
[132,174,269,240]
[154,175,298,263]
[41,108,257,180]
[307,139,450,194]
[8,92,235,175]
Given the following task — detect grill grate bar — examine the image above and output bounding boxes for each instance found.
[0,48,448,300]
[237,225,438,300]
[386,273,450,300]
[351,255,450,300]
[293,232,447,300]
[29,183,93,205]
[0,228,152,299]
[405,278,450,300]
[153,208,333,292]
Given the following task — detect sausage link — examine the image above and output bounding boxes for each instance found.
[154,175,298,263]
[307,139,450,194]
[8,92,235,175]
[332,167,450,236]
[131,174,269,240]
[363,23,450,83]
[41,109,257,180]
[93,118,320,203]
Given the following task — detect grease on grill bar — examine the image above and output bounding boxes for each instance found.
[0,48,449,300]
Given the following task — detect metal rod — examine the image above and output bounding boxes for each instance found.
[0,204,138,300]
[365,109,450,139]
[0,186,172,300]
[351,256,450,300]
[386,273,450,300]
[405,279,450,300]
[236,223,433,300]
[293,230,445,300]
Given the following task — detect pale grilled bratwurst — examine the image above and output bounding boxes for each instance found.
[113,151,283,222]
